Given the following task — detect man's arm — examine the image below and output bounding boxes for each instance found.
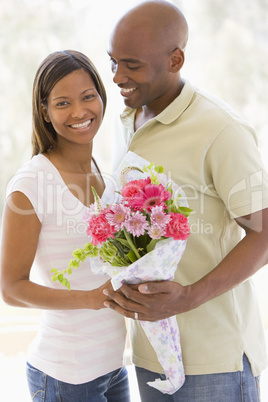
[103,208,268,321]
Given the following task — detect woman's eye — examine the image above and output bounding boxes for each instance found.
[84,95,95,100]
[56,101,68,107]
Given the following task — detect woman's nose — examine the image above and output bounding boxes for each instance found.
[70,102,87,118]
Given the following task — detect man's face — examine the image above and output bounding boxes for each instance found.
[108,24,174,112]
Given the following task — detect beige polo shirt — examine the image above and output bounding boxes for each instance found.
[115,81,268,376]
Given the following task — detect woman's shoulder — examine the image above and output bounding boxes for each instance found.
[16,154,50,173]
[6,154,55,198]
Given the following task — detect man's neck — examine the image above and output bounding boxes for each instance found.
[134,78,185,131]
[134,107,154,131]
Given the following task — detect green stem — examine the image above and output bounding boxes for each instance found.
[123,228,141,259]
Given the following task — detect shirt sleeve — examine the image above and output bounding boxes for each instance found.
[6,167,45,223]
[205,120,268,218]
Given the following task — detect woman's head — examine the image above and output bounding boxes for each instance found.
[32,50,107,155]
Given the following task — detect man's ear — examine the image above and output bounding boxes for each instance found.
[41,104,50,123]
[169,47,185,72]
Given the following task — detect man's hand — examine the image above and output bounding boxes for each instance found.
[103,281,194,322]
[103,209,268,321]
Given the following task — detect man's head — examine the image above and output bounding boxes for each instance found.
[108,0,188,114]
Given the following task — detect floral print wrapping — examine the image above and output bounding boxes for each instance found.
[90,151,189,394]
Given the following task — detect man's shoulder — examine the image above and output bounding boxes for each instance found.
[189,82,246,124]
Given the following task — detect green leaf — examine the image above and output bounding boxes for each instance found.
[110,238,131,258]
[172,205,193,217]
[155,165,164,174]
[114,238,131,247]
[135,233,148,250]
[72,248,86,262]
[51,274,58,282]
[99,241,117,262]
[127,250,138,263]
[146,238,161,253]
[69,259,80,269]
[61,278,70,290]
[83,242,98,257]
[111,255,130,266]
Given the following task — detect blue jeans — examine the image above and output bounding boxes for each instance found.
[26,362,130,401]
[135,354,260,401]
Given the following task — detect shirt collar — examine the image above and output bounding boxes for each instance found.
[120,80,195,126]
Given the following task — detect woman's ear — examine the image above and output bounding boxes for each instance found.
[169,47,185,72]
[41,104,50,123]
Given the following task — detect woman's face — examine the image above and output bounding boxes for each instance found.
[42,69,104,147]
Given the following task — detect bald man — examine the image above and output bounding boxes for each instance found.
[105,1,268,400]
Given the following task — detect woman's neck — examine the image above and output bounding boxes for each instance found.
[44,143,93,174]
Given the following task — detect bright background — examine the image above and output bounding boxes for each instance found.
[0,0,268,400]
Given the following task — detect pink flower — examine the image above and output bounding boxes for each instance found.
[105,204,131,230]
[86,214,115,245]
[121,177,151,200]
[164,213,190,241]
[130,183,171,212]
[124,211,149,237]
[151,206,171,227]
[148,224,165,239]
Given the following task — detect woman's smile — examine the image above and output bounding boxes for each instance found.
[69,118,93,130]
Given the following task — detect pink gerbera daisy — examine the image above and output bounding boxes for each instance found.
[130,183,171,212]
[148,224,165,239]
[151,206,171,227]
[105,204,131,230]
[124,211,149,237]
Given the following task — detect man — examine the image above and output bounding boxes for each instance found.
[104,1,268,400]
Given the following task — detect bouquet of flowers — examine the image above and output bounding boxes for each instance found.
[51,152,192,394]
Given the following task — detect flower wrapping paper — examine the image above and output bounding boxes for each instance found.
[91,151,188,394]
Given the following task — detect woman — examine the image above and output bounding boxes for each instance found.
[0,50,130,401]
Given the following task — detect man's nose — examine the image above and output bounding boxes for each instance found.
[113,64,128,85]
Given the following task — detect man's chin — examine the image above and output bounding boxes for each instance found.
[122,97,140,110]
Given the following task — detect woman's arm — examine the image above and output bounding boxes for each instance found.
[0,191,112,310]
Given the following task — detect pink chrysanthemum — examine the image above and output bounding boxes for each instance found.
[130,183,171,212]
[86,214,115,245]
[124,211,149,237]
[121,177,151,200]
[151,206,171,227]
[148,224,165,239]
[105,204,131,231]
[164,213,190,241]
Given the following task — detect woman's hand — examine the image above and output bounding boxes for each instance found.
[103,281,194,321]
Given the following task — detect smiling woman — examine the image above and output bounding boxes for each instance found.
[31,50,107,156]
[0,49,130,402]
[41,69,104,147]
